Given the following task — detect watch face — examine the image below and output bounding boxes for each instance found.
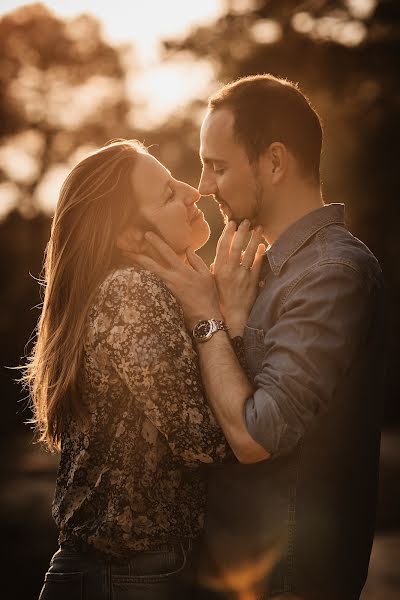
[195,320,212,338]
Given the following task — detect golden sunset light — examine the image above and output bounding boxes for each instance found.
[1,2,399,599]
[0,0,379,215]
[0,0,227,214]
[0,0,224,118]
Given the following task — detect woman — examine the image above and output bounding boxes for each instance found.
[23,139,248,600]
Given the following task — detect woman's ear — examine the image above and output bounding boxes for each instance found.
[115,226,144,254]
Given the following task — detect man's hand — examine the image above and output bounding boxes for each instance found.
[213,220,266,336]
[130,232,222,329]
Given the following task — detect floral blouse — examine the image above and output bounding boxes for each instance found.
[53,267,234,558]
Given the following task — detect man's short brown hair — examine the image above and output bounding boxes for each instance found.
[209,74,323,183]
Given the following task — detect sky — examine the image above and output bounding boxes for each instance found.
[0,0,377,125]
[0,0,223,59]
[0,0,226,125]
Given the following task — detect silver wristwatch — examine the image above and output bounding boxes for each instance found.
[192,319,229,343]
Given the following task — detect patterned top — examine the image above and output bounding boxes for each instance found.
[53,266,234,558]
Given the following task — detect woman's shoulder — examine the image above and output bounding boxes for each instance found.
[95,266,180,314]
[86,266,184,345]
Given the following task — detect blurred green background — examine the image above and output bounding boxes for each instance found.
[0,1,399,598]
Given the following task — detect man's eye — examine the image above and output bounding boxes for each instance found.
[213,166,225,174]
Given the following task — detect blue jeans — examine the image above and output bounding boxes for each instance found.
[38,541,197,600]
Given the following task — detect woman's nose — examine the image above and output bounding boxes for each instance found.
[182,182,201,205]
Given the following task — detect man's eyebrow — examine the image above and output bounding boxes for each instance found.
[200,154,226,165]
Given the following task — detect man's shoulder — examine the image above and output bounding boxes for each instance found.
[309,224,383,283]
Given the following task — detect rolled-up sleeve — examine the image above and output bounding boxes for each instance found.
[245,262,376,456]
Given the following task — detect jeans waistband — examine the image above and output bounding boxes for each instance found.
[59,538,193,565]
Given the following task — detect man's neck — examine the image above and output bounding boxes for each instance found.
[262,185,324,246]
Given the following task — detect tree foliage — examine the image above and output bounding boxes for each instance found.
[0,3,132,214]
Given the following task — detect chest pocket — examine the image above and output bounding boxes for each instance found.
[243,325,266,380]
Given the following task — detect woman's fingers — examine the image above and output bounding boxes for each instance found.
[241,226,264,269]
[229,219,251,264]
[215,222,228,256]
[214,221,236,270]
[212,220,265,273]
[250,243,267,282]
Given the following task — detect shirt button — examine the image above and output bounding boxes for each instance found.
[259,279,265,288]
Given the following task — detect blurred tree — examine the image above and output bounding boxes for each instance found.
[0,3,137,433]
[161,0,400,423]
[0,2,133,216]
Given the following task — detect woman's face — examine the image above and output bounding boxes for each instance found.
[131,152,210,255]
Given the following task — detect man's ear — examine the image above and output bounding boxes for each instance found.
[259,142,287,184]
[115,226,144,254]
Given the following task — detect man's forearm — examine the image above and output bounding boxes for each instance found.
[196,330,270,464]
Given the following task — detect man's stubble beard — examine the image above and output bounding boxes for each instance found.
[216,162,267,227]
[217,178,265,227]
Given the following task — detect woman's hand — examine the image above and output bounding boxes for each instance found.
[129,232,223,330]
[212,220,266,337]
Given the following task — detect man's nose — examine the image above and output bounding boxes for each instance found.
[198,169,217,196]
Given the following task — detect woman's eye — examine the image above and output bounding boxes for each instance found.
[167,188,175,201]
[213,166,225,175]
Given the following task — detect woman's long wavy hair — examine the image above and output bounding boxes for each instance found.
[22,139,146,450]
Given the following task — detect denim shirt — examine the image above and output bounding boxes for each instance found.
[204,204,385,599]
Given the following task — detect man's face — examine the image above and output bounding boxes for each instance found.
[199,107,264,225]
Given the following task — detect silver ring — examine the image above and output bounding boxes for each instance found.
[240,263,252,271]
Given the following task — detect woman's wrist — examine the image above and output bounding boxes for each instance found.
[225,318,246,338]
[228,327,244,338]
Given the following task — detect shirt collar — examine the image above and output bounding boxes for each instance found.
[264,203,346,276]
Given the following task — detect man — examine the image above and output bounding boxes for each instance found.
[134,75,385,600]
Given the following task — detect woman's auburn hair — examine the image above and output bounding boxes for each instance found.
[22,139,146,450]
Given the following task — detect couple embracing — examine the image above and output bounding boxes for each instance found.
[27,75,385,600]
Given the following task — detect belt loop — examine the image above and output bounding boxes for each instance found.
[171,543,176,570]
[103,561,111,600]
